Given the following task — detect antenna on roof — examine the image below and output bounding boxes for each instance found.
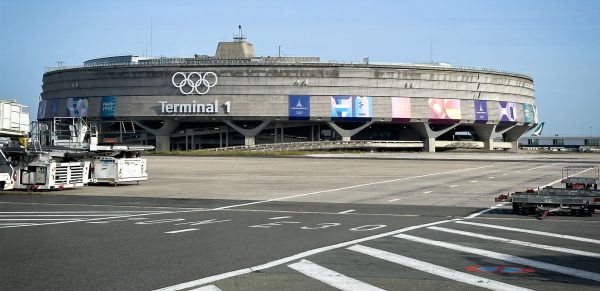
[234,25,246,42]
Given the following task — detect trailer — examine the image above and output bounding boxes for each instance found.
[496,166,600,218]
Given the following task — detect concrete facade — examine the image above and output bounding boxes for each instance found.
[39,40,536,152]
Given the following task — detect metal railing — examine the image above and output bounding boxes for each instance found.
[43,57,532,80]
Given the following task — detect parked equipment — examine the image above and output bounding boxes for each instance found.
[496,166,600,218]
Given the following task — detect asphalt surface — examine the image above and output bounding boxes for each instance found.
[1,153,600,290]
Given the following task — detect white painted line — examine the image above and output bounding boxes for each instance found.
[388,198,400,202]
[469,180,477,183]
[503,173,508,176]
[0,214,140,217]
[465,203,507,219]
[0,211,176,229]
[348,245,532,291]
[394,234,600,282]
[428,226,600,258]
[188,285,222,291]
[526,162,561,171]
[268,216,292,220]
[488,176,495,179]
[0,219,82,221]
[222,208,419,218]
[288,259,385,291]
[0,223,33,225]
[212,165,494,210]
[152,219,458,291]
[455,221,600,244]
[423,191,433,194]
[0,211,158,214]
[449,185,459,188]
[165,228,199,234]
[339,209,355,214]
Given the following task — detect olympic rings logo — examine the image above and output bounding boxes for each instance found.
[171,72,218,95]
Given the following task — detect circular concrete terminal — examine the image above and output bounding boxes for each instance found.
[39,37,536,152]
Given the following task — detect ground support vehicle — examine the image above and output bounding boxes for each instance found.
[496,166,600,218]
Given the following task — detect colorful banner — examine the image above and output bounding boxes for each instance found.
[288,95,310,120]
[498,101,517,123]
[533,105,539,124]
[428,98,461,122]
[67,98,89,117]
[330,96,372,119]
[392,97,411,123]
[101,96,117,119]
[523,103,532,124]
[474,100,488,123]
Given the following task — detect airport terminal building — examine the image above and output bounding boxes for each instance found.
[38,35,537,152]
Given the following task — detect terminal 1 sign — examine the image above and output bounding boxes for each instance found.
[159,100,231,114]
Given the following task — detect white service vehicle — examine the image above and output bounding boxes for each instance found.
[91,156,147,185]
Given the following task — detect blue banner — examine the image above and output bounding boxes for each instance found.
[288,95,310,120]
[330,96,372,120]
[474,100,488,123]
[523,103,532,124]
[50,100,59,117]
[101,96,117,119]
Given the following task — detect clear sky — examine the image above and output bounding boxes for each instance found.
[1,0,599,135]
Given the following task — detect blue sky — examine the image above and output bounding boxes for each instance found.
[1,0,599,135]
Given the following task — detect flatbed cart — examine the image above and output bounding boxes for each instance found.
[496,166,600,219]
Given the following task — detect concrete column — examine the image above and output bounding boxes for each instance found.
[411,122,459,152]
[503,125,533,153]
[327,121,374,141]
[472,124,497,151]
[224,120,270,146]
[424,137,436,153]
[135,120,180,152]
[155,136,171,151]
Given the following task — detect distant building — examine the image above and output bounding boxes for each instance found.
[520,136,600,151]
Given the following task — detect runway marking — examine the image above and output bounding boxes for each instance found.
[0,218,84,221]
[469,180,477,183]
[288,259,385,291]
[423,191,433,194]
[394,234,600,282]
[211,165,495,211]
[449,185,459,188]
[269,216,293,220]
[503,173,509,176]
[526,162,561,171]
[338,209,355,214]
[165,228,198,234]
[188,285,222,291]
[0,211,177,229]
[0,211,158,214]
[223,208,420,217]
[388,198,400,202]
[348,245,533,291]
[488,177,495,179]
[153,219,458,291]
[455,221,600,244]
[465,203,507,219]
[0,214,145,217]
[0,201,200,210]
[428,226,600,258]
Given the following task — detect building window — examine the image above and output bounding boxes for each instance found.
[527,139,539,145]
[552,139,564,146]
[585,139,599,146]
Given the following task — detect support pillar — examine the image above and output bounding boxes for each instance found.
[327,121,374,141]
[135,120,180,152]
[503,125,533,153]
[155,136,171,151]
[472,124,497,151]
[411,122,459,153]
[224,120,271,146]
